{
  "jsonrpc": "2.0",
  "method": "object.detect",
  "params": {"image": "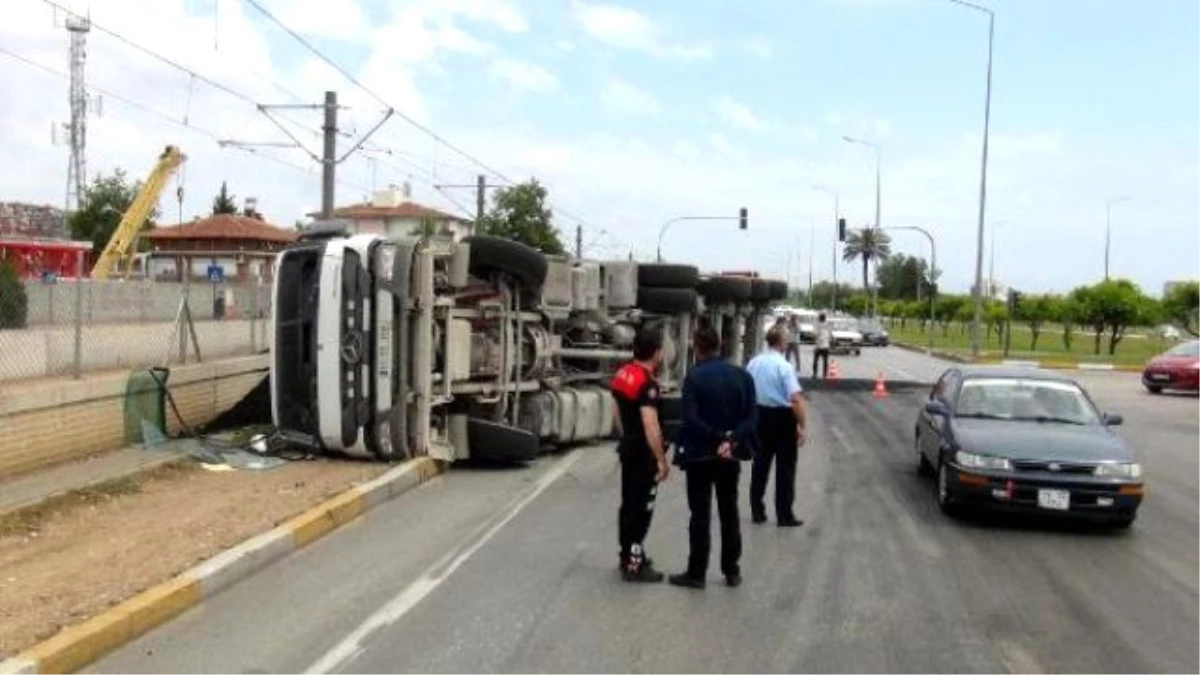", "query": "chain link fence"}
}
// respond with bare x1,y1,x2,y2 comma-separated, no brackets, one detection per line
0,257,271,383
